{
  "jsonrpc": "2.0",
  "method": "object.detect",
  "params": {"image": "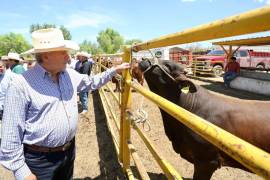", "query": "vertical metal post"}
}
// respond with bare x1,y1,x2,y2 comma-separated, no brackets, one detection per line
119,46,132,171
98,55,102,73
194,57,197,77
